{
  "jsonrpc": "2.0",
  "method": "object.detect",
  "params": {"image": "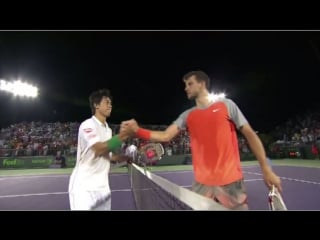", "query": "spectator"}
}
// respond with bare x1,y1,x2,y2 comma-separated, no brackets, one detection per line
54,151,66,168
311,142,319,159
